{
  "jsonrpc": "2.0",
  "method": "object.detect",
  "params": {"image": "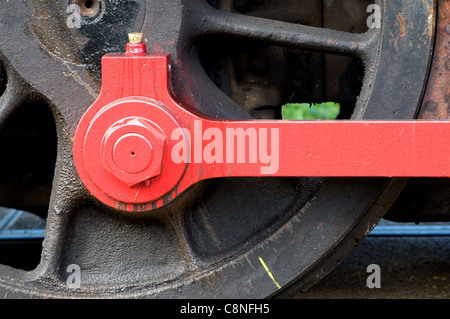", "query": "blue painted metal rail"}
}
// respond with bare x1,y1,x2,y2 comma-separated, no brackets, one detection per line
369,224,450,236
0,209,46,240
0,209,450,240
